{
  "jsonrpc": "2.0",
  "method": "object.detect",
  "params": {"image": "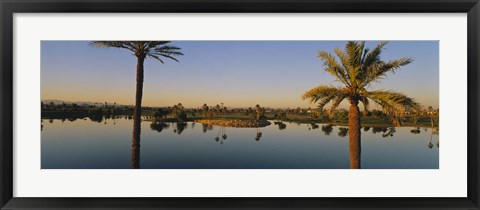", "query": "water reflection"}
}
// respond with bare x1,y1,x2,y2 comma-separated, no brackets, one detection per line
173,122,187,135
321,124,333,135
255,128,263,141
338,127,348,137
428,127,440,149
89,115,103,123
371,127,396,138
42,119,439,169
274,121,287,130
214,127,228,144
309,123,319,130
410,128,421,134
202,123,213,133
150,122,170,133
